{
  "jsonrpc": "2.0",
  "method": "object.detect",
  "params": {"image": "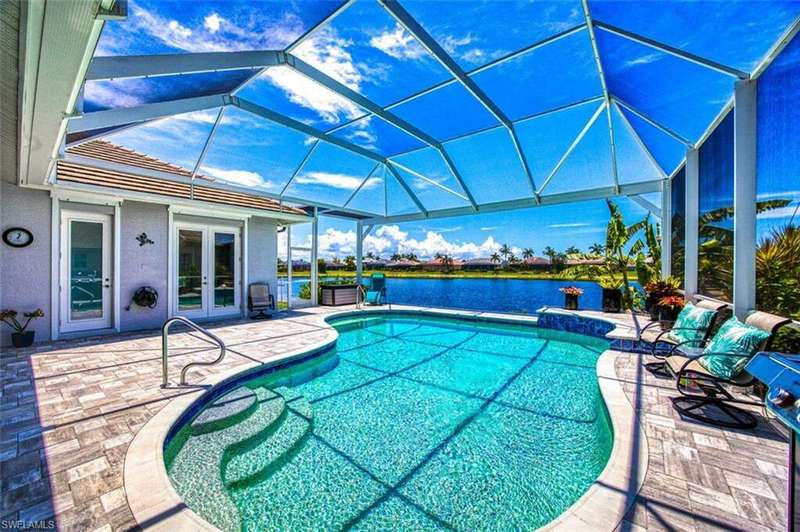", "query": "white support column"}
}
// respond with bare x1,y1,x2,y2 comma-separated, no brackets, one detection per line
356,220,364,286
286,225,293,310
733,80,757,318
684,148,699,298
310,208,319,306
661,179,672,279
